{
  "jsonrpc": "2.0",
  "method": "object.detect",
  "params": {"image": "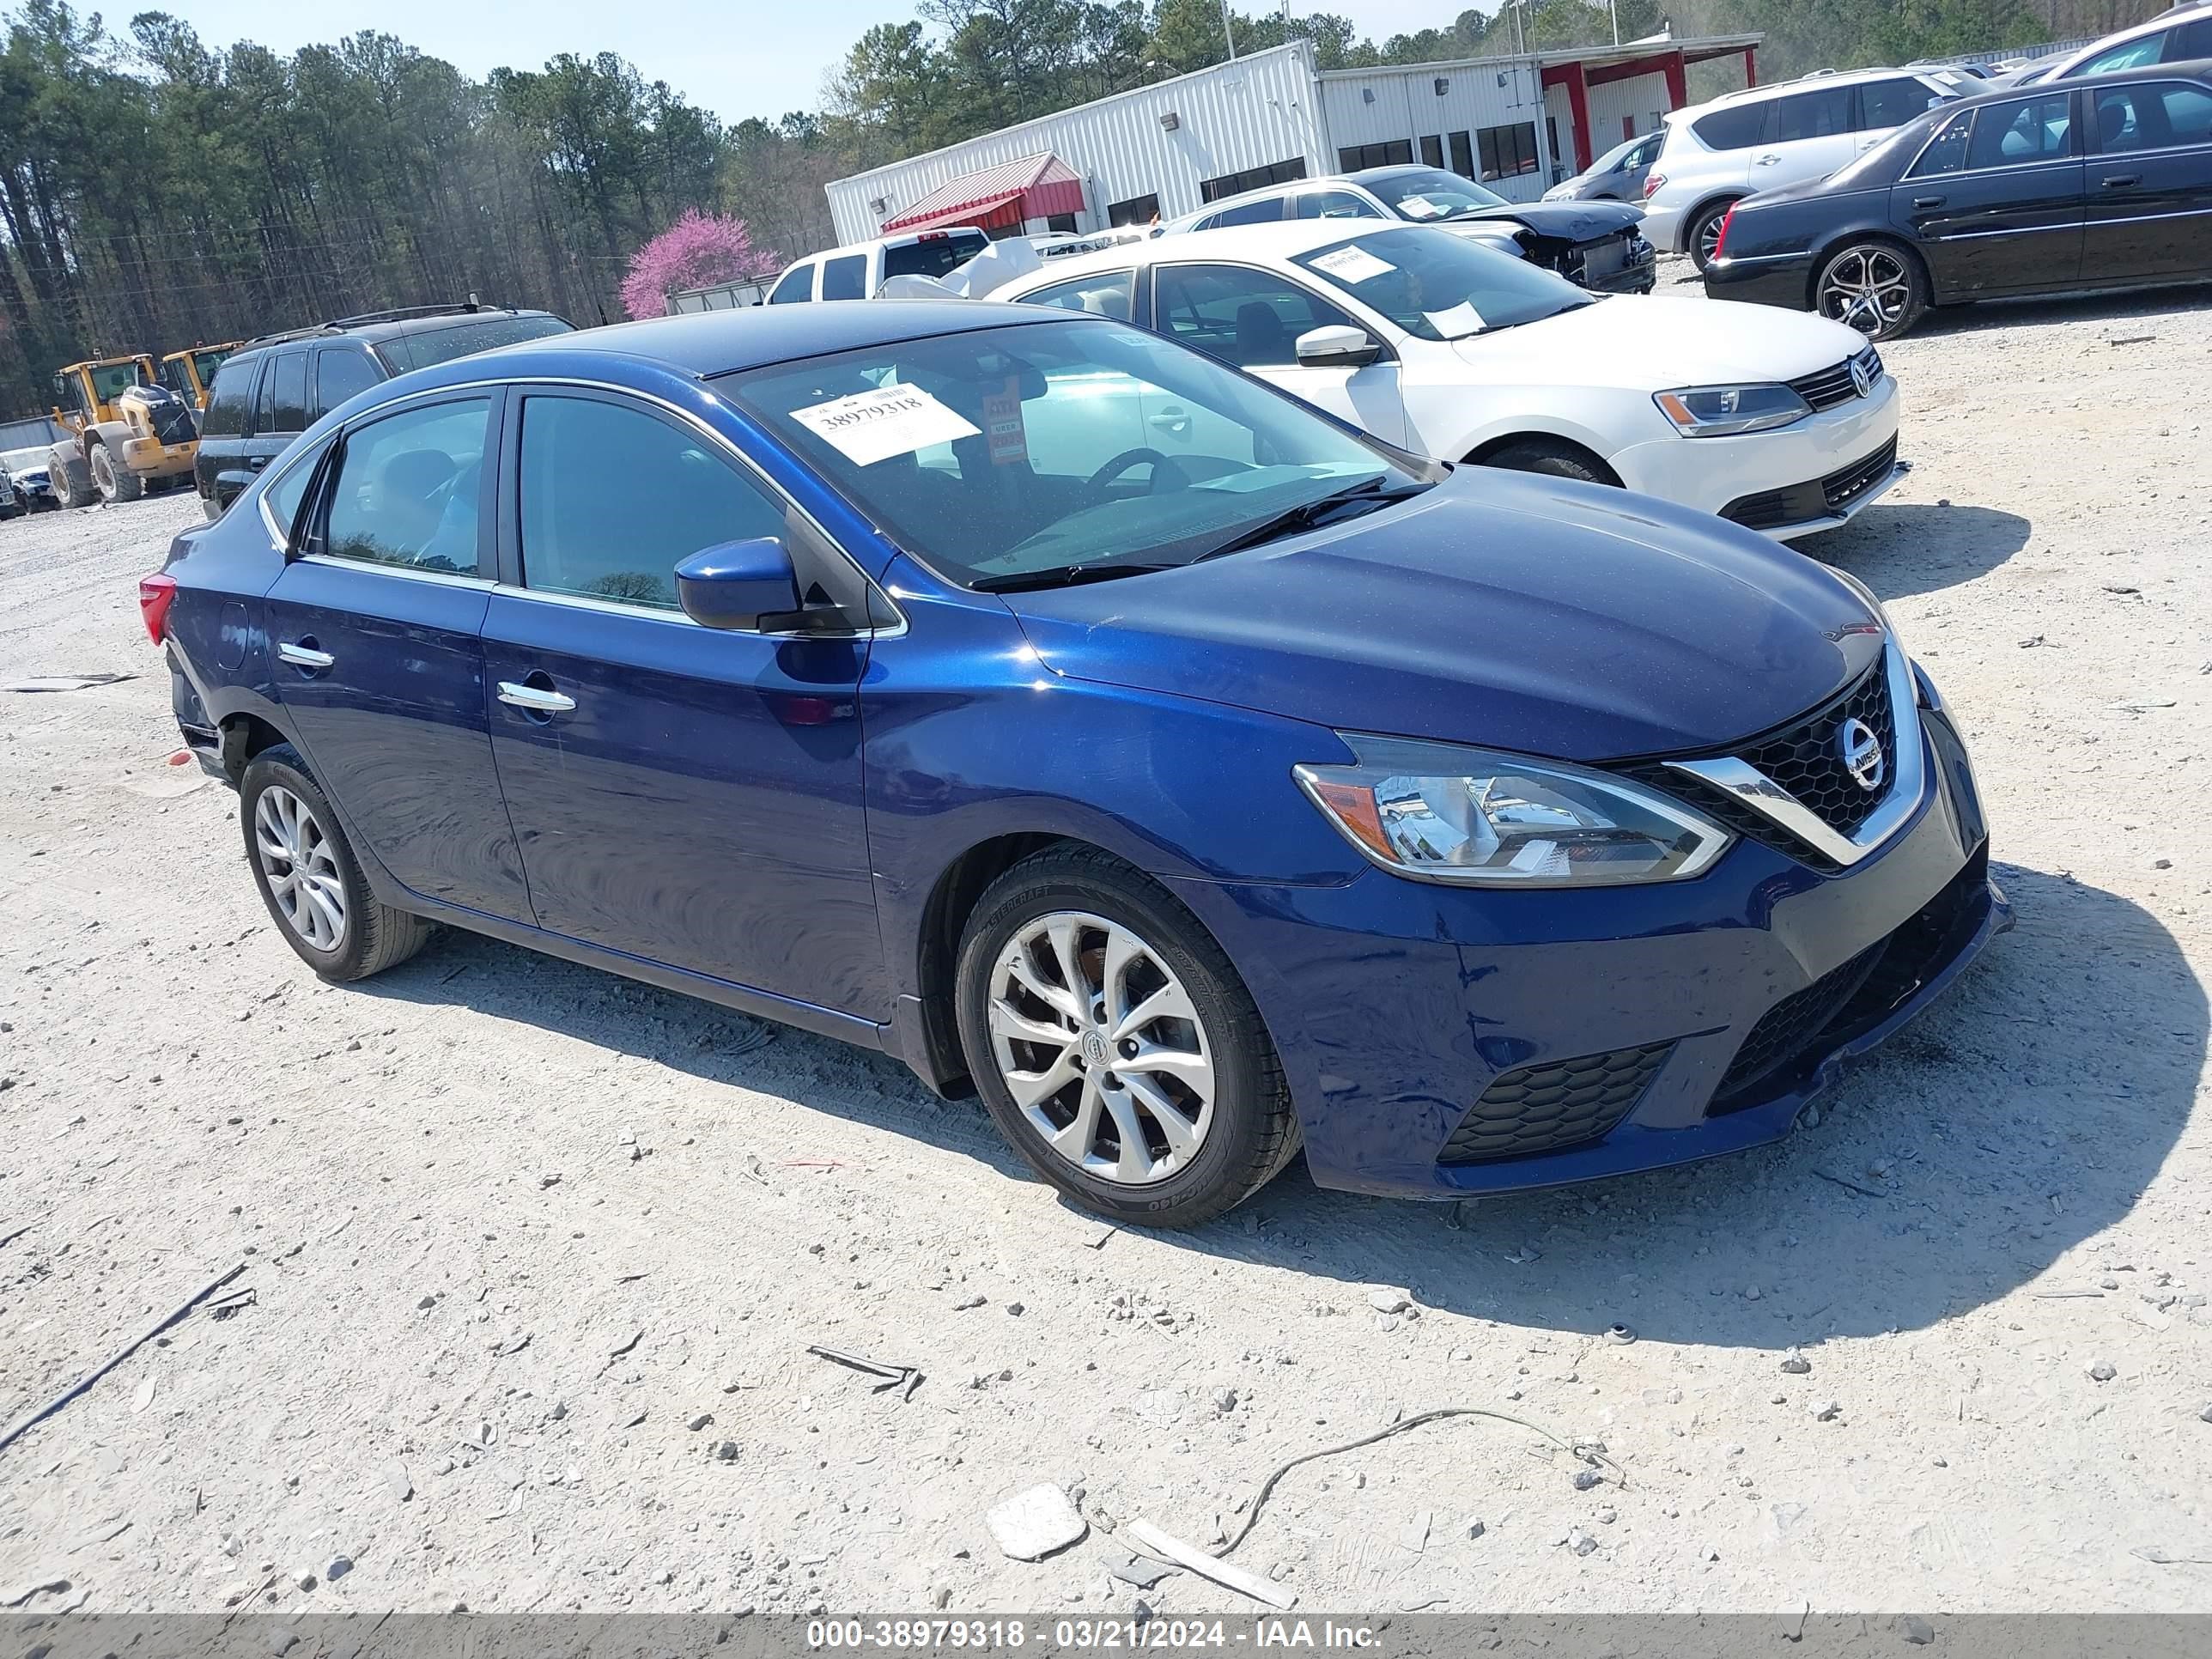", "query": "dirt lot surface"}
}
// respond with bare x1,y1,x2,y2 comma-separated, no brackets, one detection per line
3,283,2210,1620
